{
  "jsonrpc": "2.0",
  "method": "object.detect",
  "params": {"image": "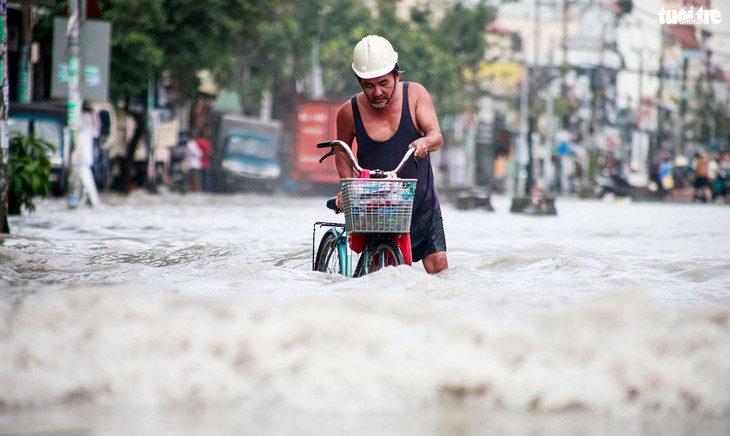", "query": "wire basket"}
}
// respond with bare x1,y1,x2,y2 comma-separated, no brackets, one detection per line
341,178,417,234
